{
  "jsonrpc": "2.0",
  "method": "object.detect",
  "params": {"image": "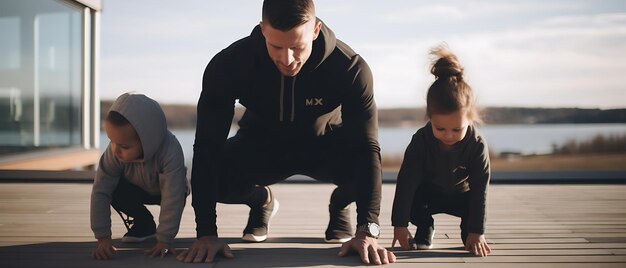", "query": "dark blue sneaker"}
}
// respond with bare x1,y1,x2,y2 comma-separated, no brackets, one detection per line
242,187,279,242
116,210,156,243
324,204,352,243
414,226,435,250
